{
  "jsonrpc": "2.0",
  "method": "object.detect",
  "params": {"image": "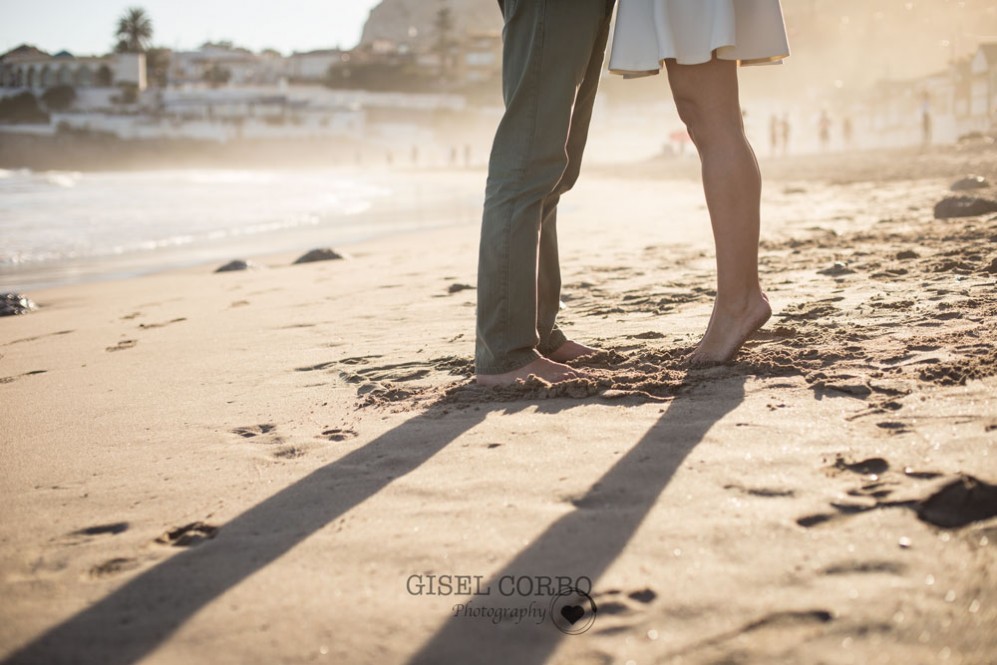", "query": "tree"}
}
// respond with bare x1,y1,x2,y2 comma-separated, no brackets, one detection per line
112,83,139,105
146,47,171,88
203,64,232,88
96,65,113,87
432,4,457,79
0,92,49,124
115,7,153,53
41,85,77,111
